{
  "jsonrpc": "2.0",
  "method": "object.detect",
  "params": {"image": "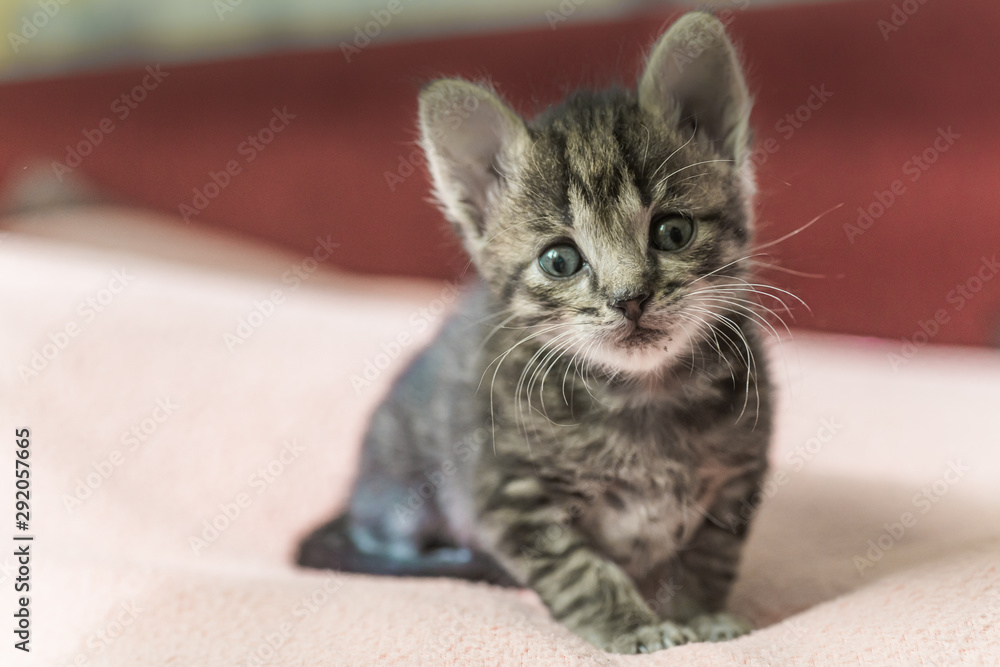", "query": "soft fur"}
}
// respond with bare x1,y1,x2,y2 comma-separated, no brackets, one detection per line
298,12,776,653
